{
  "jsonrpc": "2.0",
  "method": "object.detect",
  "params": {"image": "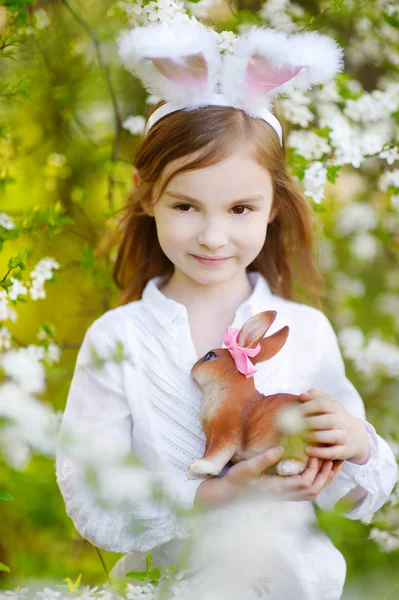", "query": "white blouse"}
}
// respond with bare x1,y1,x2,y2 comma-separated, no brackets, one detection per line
56,271,397,594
